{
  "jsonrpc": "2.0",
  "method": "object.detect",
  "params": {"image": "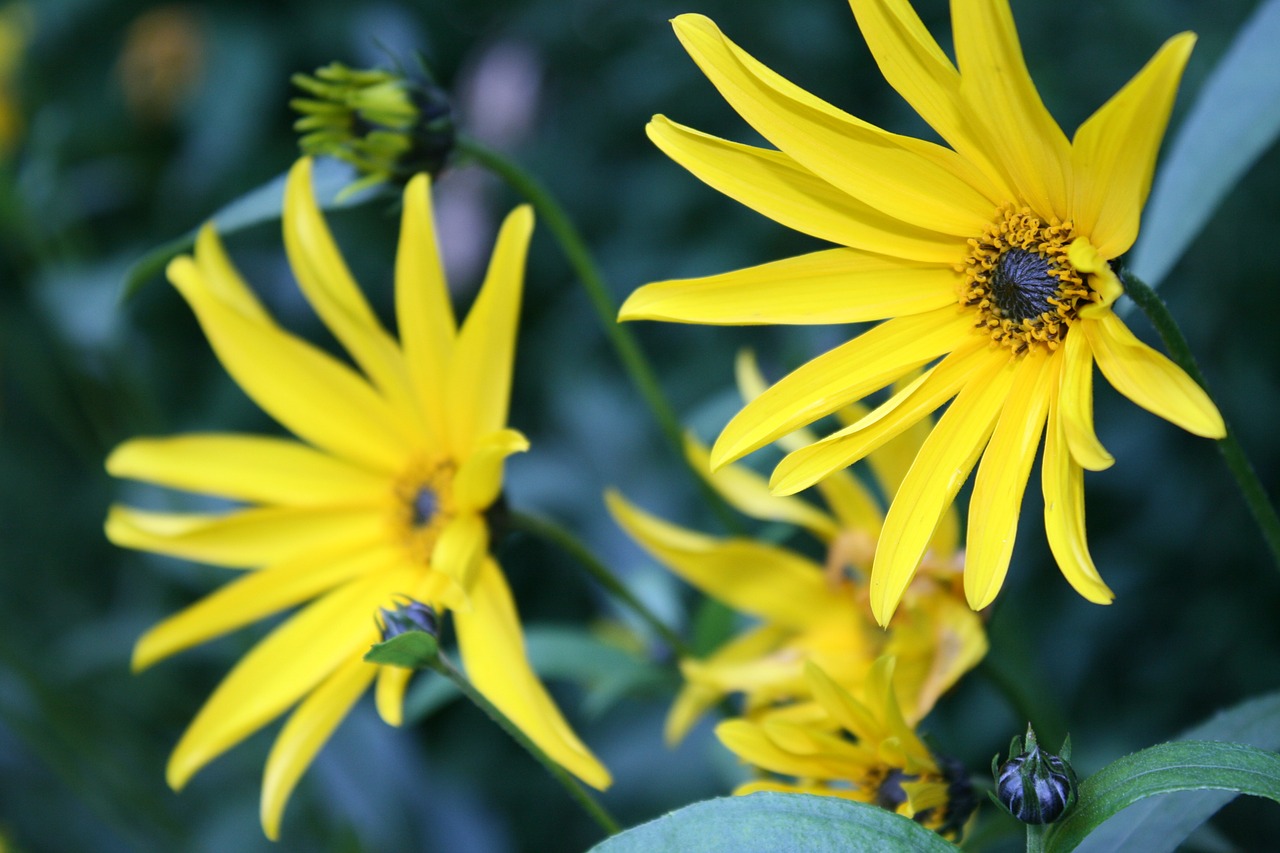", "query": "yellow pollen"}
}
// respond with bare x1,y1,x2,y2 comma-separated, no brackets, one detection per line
392,457,456,564
959,206,1099,355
